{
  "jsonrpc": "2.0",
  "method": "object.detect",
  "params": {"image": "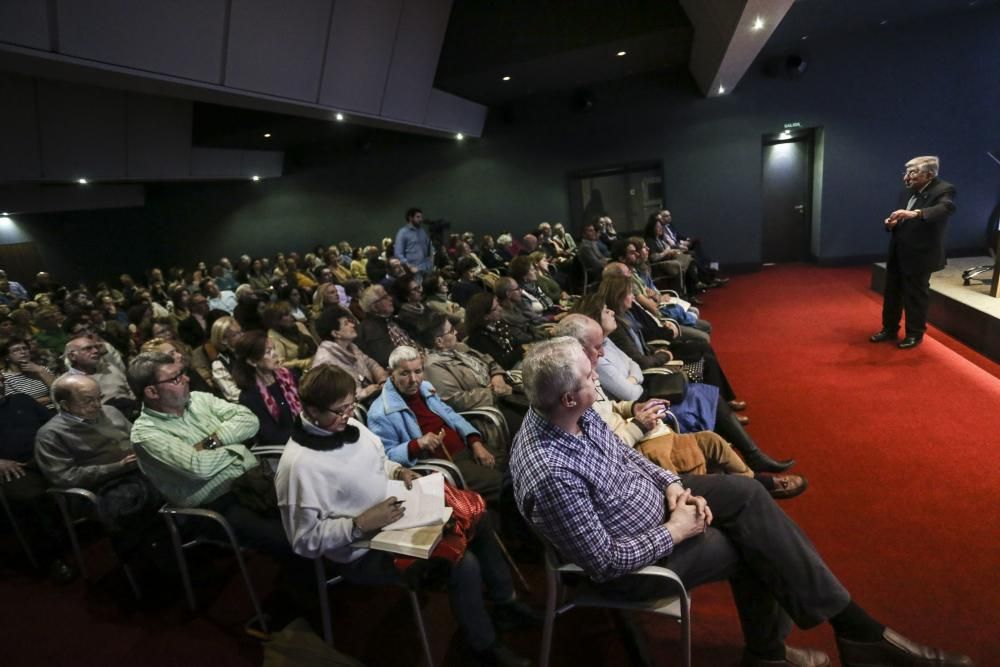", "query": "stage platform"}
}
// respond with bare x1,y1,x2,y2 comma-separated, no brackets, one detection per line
871,256,1000,362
